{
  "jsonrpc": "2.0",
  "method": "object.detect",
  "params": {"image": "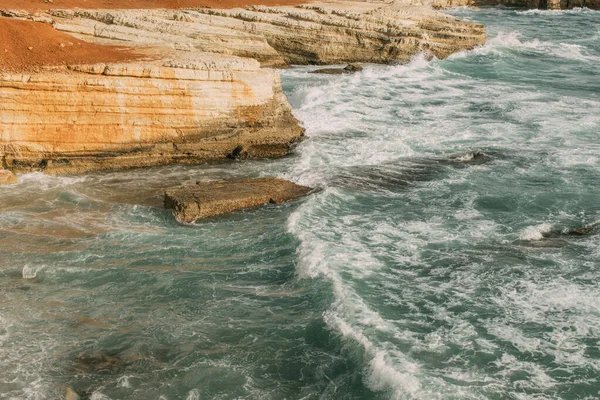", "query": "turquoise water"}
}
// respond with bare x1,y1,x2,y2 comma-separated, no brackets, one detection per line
1,7,600,399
